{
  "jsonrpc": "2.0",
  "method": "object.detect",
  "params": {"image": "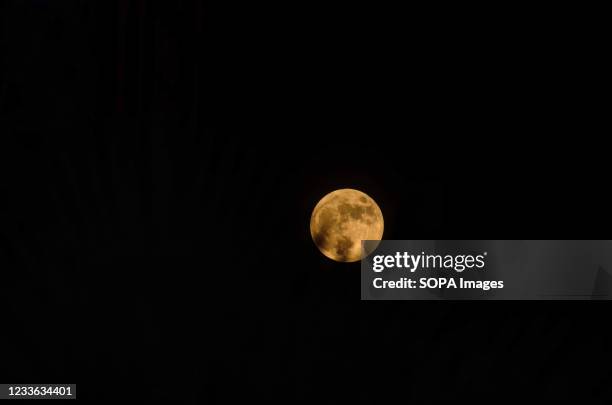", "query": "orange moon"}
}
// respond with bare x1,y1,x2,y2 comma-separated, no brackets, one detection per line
310,189,384,262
